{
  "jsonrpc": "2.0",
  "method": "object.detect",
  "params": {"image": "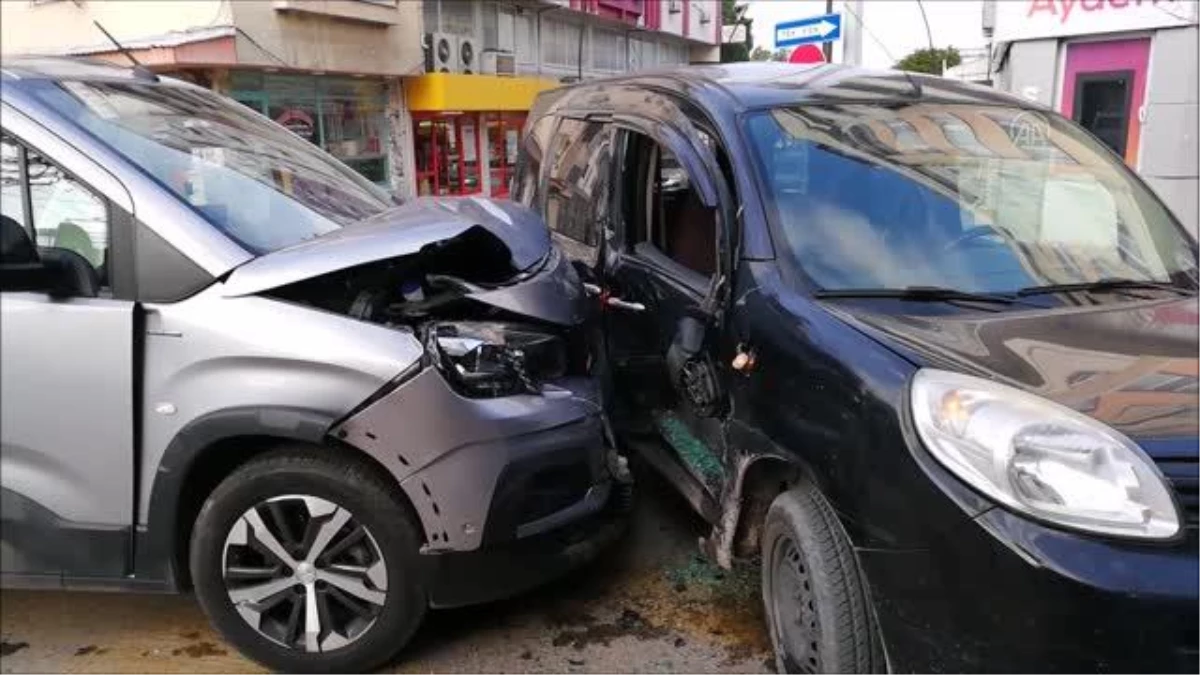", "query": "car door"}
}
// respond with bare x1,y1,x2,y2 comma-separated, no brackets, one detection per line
0,117,136,582
600,110,735,504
